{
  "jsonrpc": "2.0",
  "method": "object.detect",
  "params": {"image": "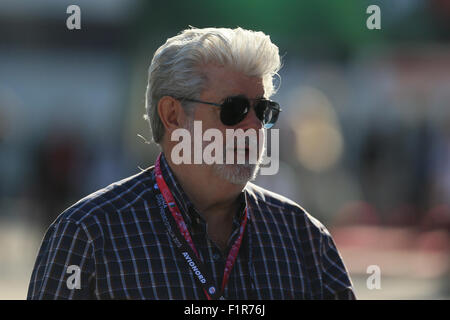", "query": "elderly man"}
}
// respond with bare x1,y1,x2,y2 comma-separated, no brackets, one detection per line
28,27,355,300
